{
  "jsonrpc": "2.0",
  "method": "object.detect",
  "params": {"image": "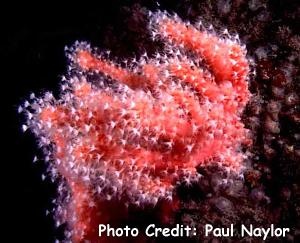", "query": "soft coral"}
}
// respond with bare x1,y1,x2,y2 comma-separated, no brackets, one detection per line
22,10,251,242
